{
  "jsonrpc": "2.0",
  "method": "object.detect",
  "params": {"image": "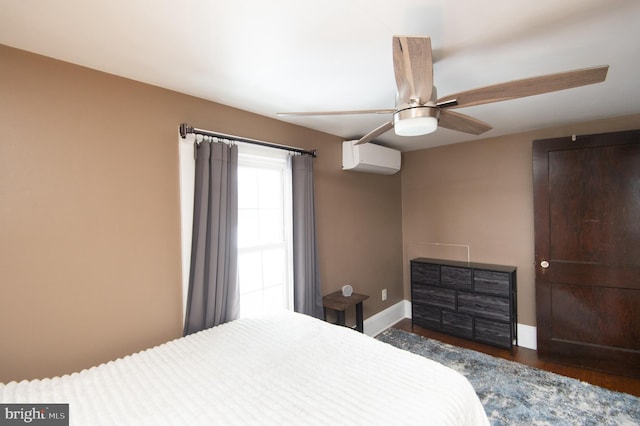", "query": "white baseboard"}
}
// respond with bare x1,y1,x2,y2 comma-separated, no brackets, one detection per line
517,323,537,350
363,300,411,337
365,300,538,351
